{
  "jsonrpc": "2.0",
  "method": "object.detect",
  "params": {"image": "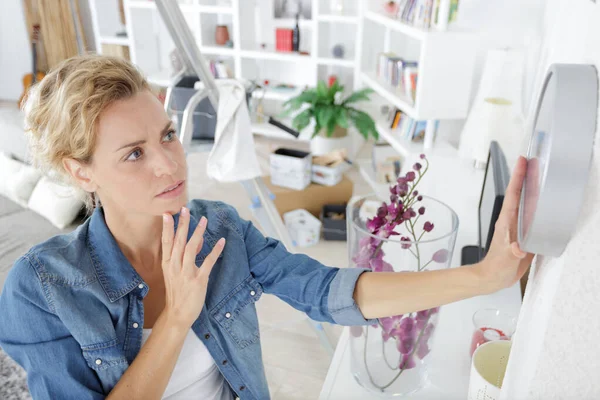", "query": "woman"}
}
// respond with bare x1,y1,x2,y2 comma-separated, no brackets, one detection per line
0,54,533,400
